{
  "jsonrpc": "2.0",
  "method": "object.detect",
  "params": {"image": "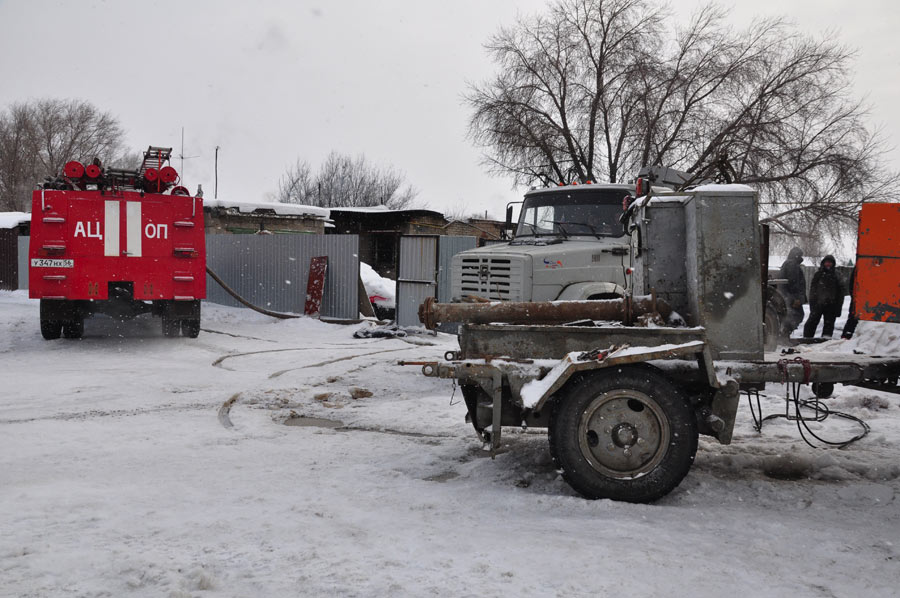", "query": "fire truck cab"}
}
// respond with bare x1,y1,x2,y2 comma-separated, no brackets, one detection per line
29,146,206,339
